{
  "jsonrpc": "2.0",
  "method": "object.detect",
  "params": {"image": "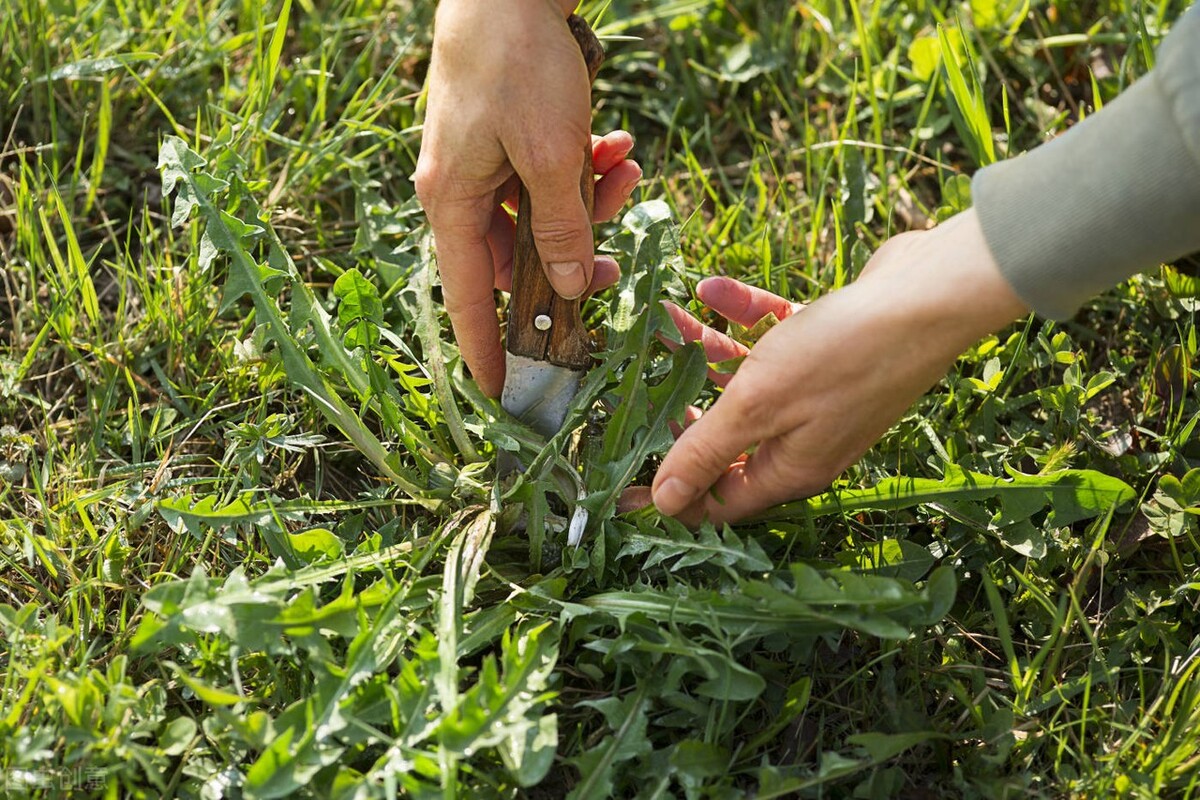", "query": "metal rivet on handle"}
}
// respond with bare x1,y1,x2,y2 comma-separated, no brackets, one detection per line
534,314,552,331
